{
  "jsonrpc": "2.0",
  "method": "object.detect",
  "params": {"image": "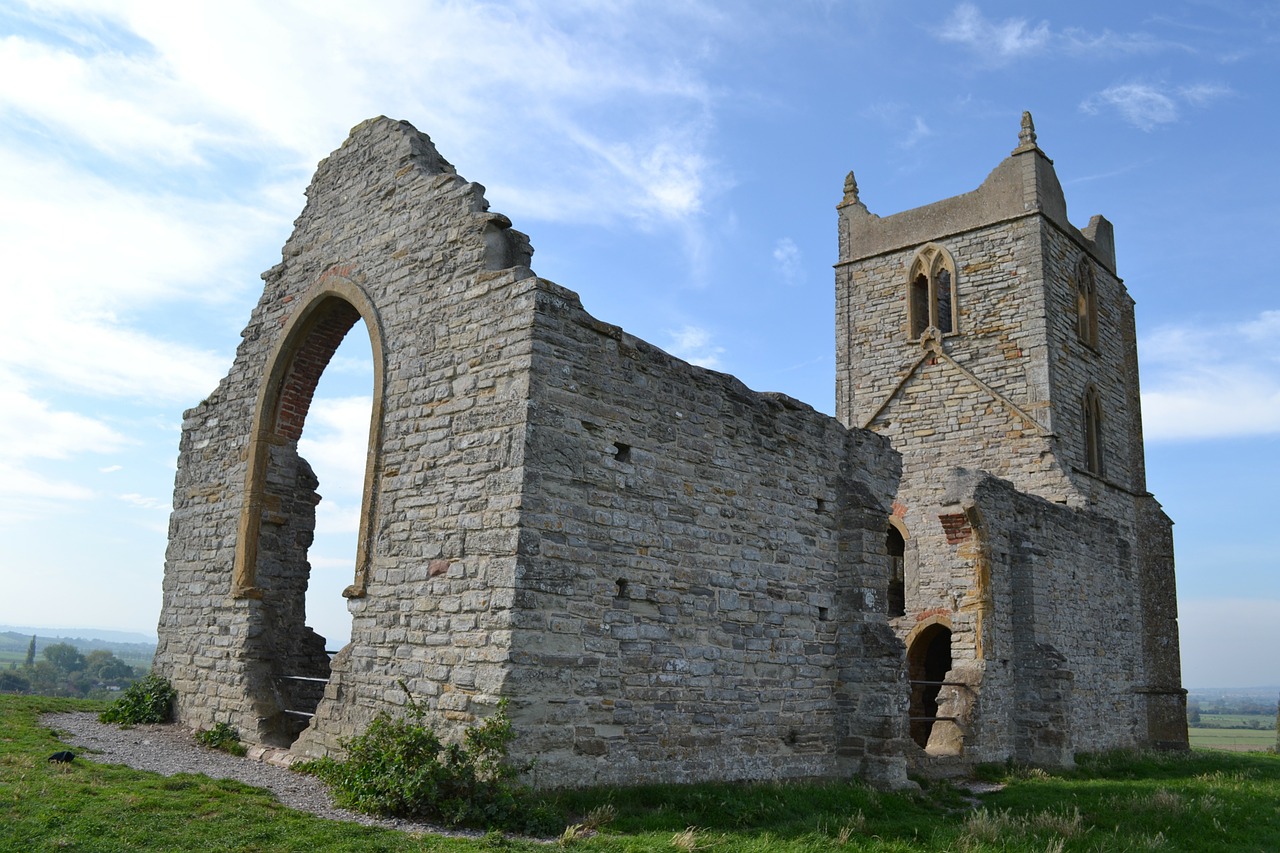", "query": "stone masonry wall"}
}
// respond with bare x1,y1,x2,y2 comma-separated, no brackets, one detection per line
503,280,909,787
968,474,1145,762
157,117,916,787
